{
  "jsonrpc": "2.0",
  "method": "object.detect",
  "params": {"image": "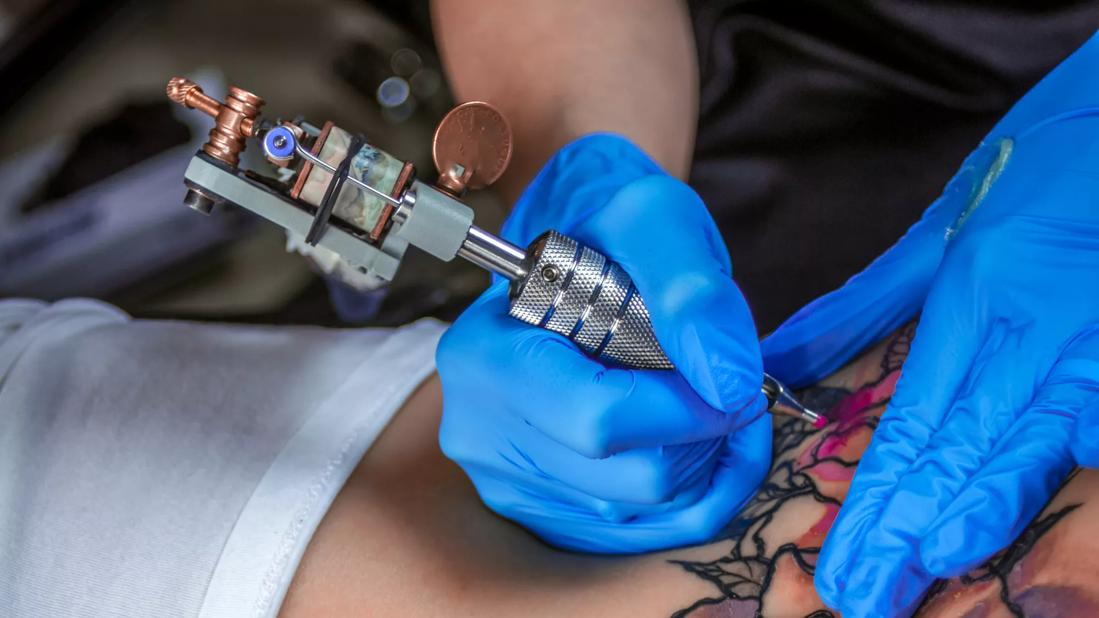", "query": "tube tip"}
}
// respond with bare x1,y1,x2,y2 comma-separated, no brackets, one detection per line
762,373,827,428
